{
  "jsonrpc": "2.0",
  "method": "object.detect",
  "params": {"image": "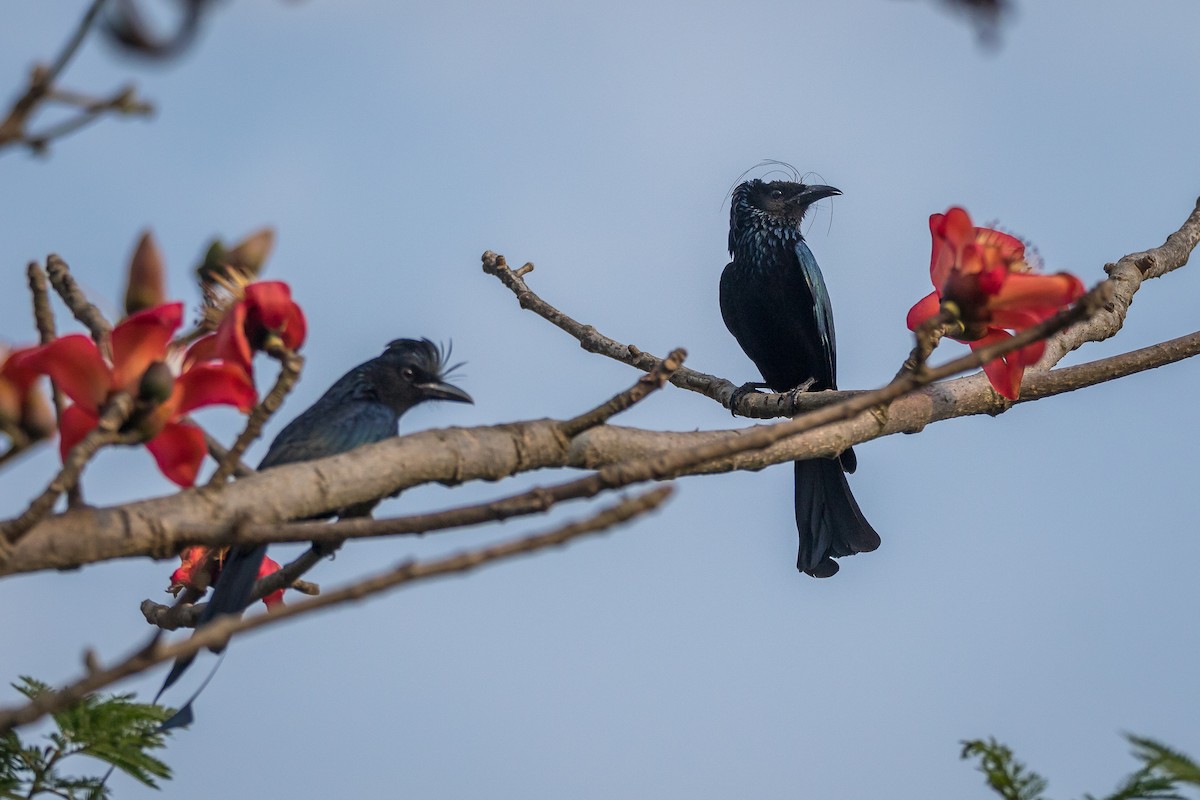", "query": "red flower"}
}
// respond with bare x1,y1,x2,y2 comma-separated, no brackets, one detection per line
169,546,284,608
16,303,257,486
1,344,55,442
188,281,306,375
906,207,1085,400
